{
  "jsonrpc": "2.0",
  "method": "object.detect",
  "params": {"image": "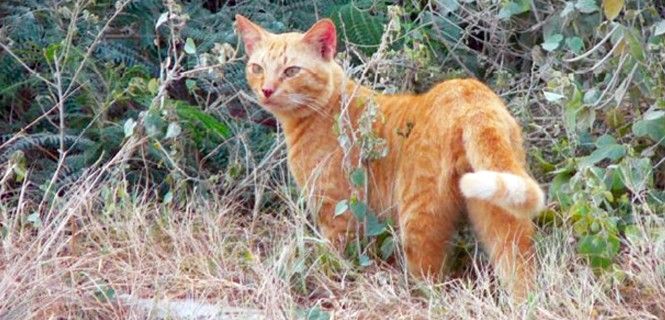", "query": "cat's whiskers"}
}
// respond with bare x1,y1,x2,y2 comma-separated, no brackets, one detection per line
286,94,328,117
